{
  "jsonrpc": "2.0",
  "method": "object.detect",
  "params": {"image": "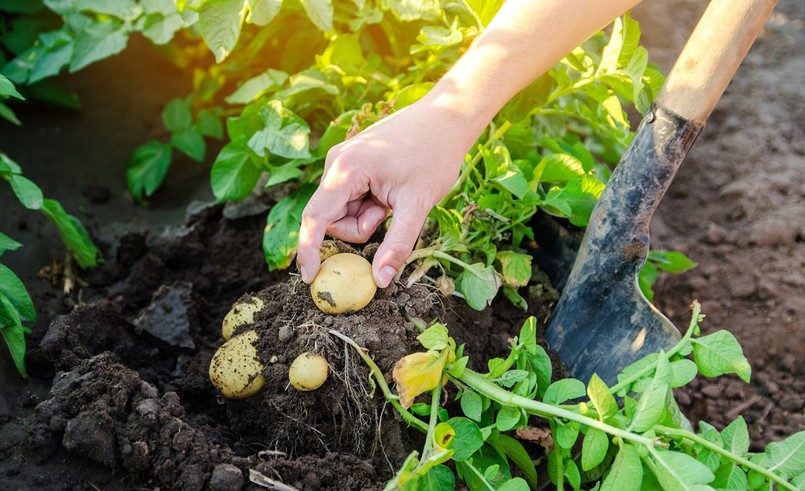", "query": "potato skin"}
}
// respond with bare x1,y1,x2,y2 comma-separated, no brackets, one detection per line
209,330,265,399
289,352,329,391
310,253,377,314
222,297,264,340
